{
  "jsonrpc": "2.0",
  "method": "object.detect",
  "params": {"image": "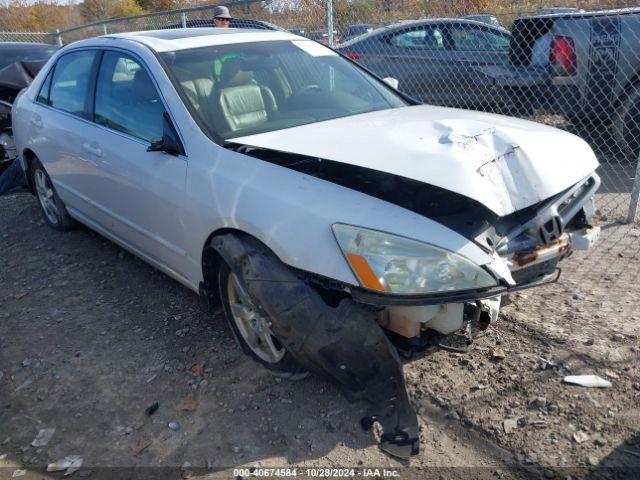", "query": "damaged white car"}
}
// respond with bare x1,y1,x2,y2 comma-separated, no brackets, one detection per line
11,28,600,458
